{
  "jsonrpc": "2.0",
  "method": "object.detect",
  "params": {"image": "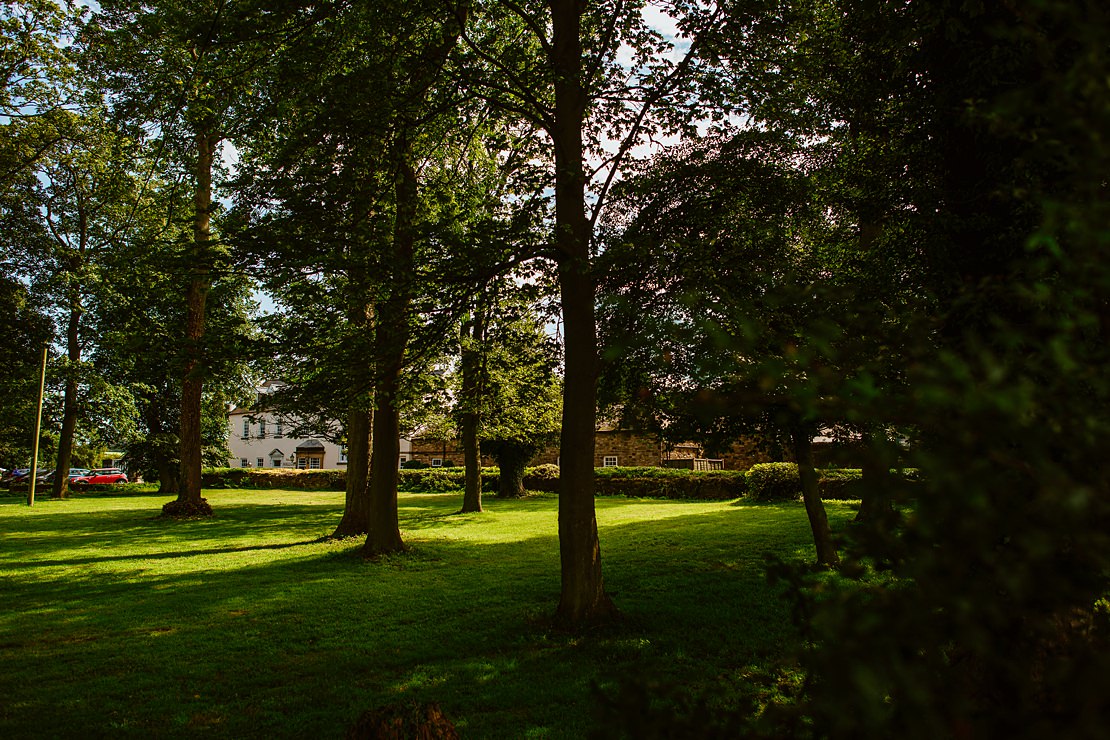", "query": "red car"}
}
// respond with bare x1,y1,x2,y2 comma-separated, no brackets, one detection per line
72,468,129,487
